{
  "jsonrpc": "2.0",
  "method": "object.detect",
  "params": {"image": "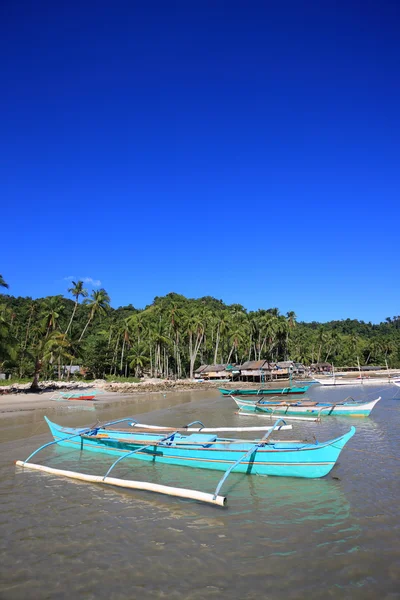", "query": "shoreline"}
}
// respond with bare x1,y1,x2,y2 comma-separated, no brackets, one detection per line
0,378,296,418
